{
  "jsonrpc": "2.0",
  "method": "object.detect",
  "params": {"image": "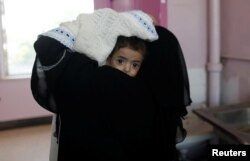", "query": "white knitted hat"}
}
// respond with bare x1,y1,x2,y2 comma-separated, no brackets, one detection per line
42,8,158,65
